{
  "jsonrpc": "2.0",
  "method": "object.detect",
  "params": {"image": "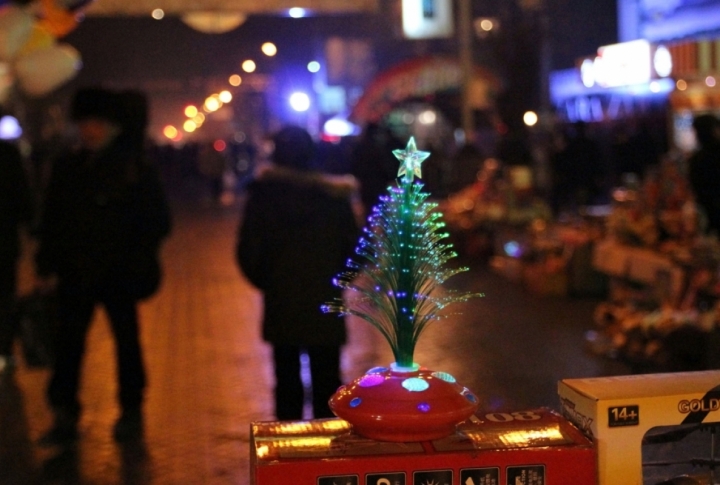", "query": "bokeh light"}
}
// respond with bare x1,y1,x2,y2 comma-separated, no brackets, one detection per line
228,74,242,86
184,105,198,118
204,96,221,112
523,111,538,127
288,7,306,18
418,110,436,125
213,139,227,152
218,90,233,103
261,42,277,57
0,115,22,140
183,120,197,133
307,61,320,73
151,9,164,19
242,60,256,73
676,79,688,91
289,92,310,112
163,125,178,139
